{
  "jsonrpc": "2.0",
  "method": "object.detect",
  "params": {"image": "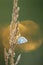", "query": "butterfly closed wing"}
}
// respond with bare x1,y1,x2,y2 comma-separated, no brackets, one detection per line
17,36,28,44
